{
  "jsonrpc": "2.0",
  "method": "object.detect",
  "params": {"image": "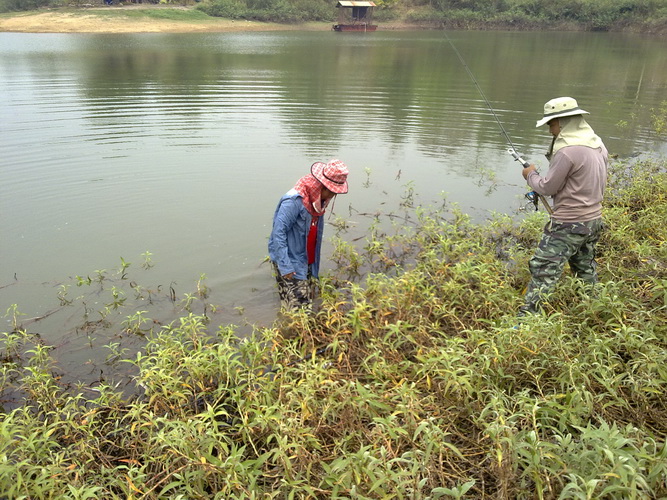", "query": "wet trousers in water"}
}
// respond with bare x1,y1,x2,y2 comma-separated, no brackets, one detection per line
272,262,314,311
520,218,604,315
